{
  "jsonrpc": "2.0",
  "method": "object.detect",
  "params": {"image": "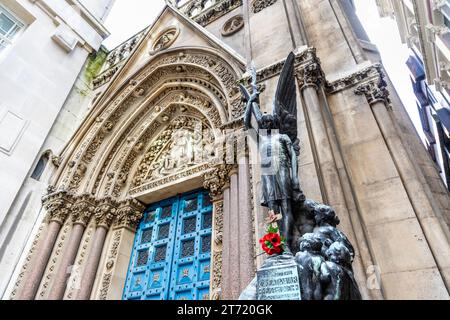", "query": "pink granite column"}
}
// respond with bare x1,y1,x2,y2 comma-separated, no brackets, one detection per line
76,226,108,300
48,223,85,300
19,221,62,300
228,170,240,299
221,187,231,299
238,156,255,291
